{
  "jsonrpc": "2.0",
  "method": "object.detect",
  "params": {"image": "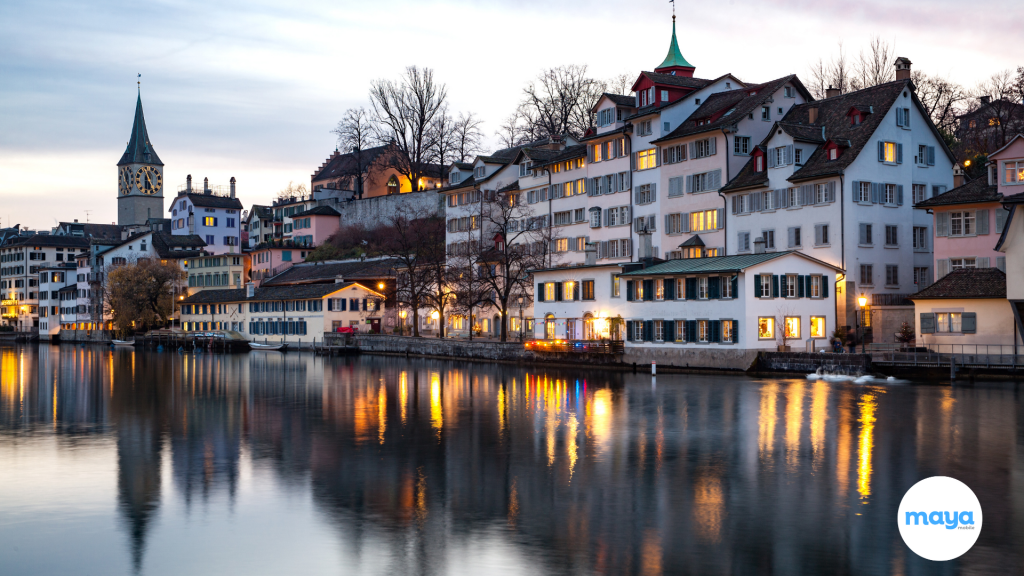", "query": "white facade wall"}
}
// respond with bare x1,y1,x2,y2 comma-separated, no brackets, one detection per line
170,196,242,254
